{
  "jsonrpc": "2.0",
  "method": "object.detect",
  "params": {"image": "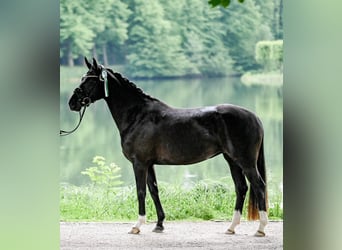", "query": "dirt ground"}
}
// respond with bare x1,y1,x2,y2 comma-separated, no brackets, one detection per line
60,221,283,249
